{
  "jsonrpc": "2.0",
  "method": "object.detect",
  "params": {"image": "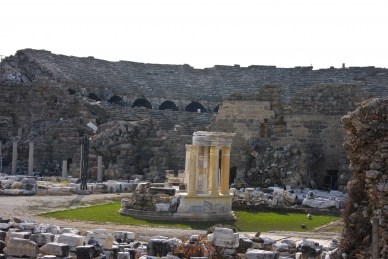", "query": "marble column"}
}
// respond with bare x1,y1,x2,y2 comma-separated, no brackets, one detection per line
187,145,198,196
220,146,231,195
79,144,83,177
62,160,67,178
97,156,102,182
209,146,220,196
11,138,18,175
28,141,34,176
184,145,191,184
